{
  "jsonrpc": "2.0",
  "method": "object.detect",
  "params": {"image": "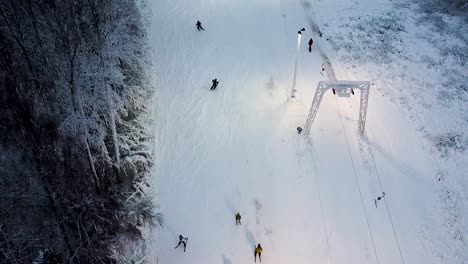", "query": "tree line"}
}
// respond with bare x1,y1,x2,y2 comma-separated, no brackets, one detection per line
0,0,160,262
